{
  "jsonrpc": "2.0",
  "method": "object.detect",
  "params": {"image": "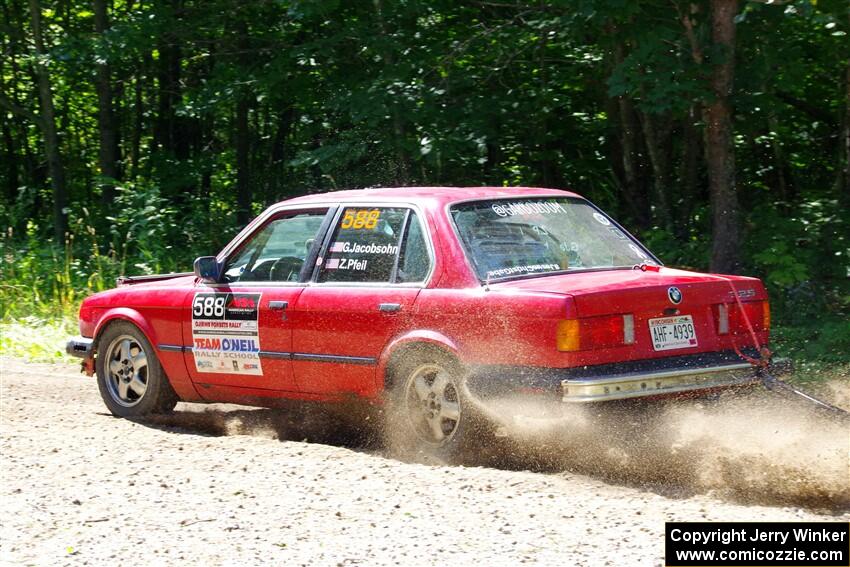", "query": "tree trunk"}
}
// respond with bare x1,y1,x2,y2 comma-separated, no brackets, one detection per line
610,37,651,229
2,117,18,203
676,105,703,237
268,106,294,201
639,110,674,231
28,0,68,242
93,0,120,207
373,0,410,184
129,61,144,179
766,113,794,205
154,2,180,157
702,0,740,273
234,17,252,226
837,54,850,203
235,97,251,227
617,95,651,229
0,6,19,204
